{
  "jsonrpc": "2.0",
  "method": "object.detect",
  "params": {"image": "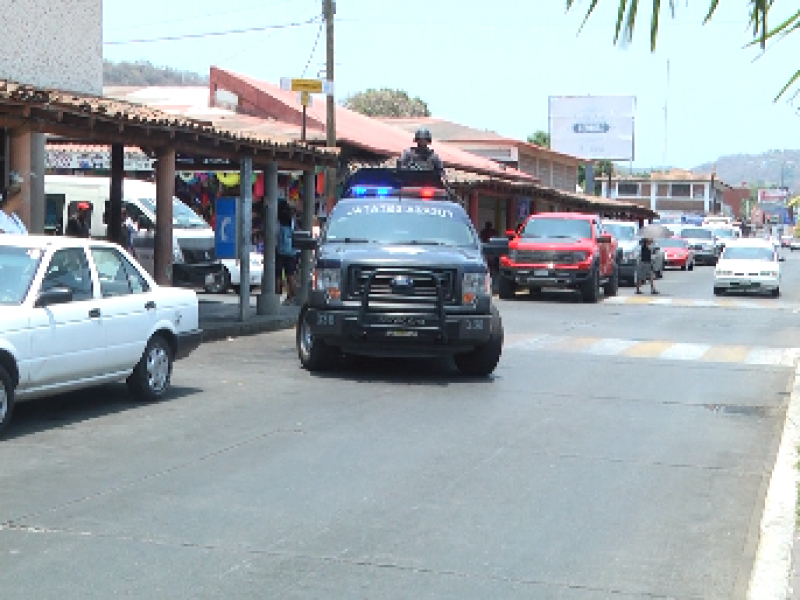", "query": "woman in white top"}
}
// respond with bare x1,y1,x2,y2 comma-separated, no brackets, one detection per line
0,171,28,235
